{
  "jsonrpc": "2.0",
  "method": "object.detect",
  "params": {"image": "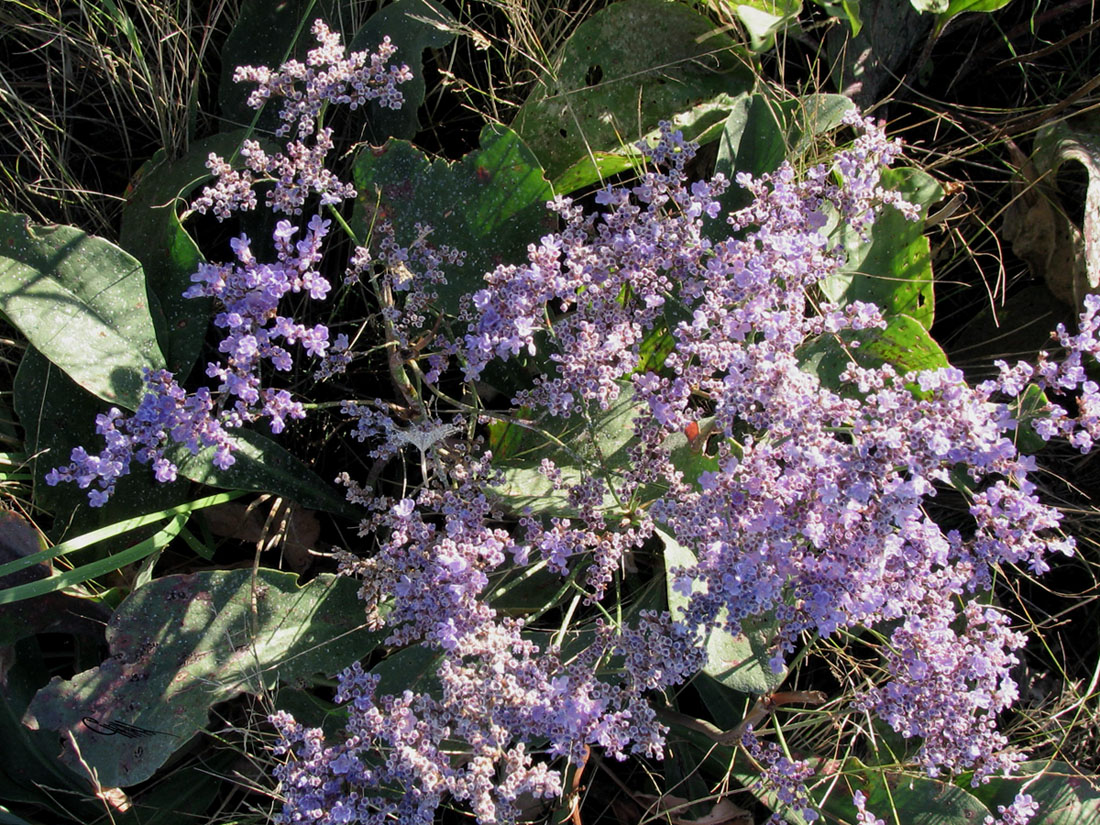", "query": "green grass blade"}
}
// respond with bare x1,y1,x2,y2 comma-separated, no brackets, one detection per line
0,514,187,605
0,490,245,583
